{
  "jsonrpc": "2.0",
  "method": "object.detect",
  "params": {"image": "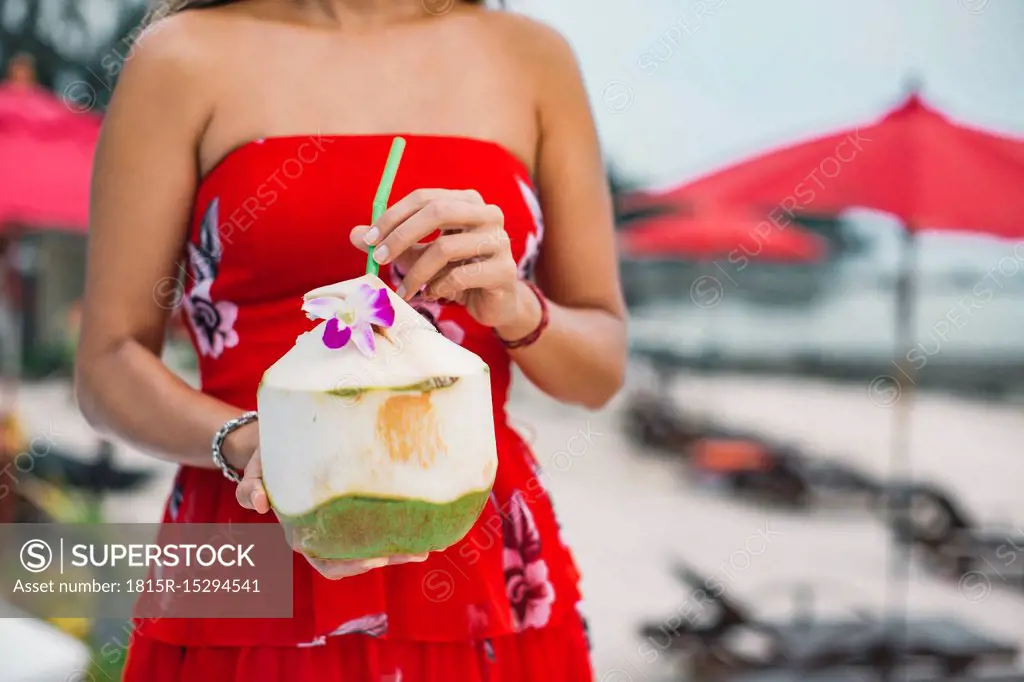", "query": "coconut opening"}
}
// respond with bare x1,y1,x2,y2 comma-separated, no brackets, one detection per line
262,275,488,393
